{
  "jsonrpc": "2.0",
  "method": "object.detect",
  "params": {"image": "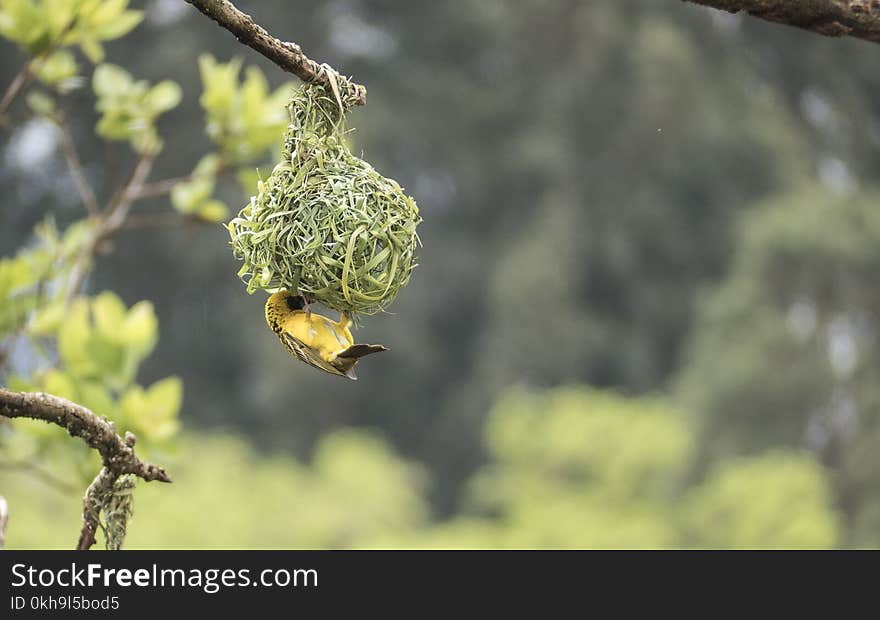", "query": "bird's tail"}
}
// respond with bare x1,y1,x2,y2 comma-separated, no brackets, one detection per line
337,344,389,359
